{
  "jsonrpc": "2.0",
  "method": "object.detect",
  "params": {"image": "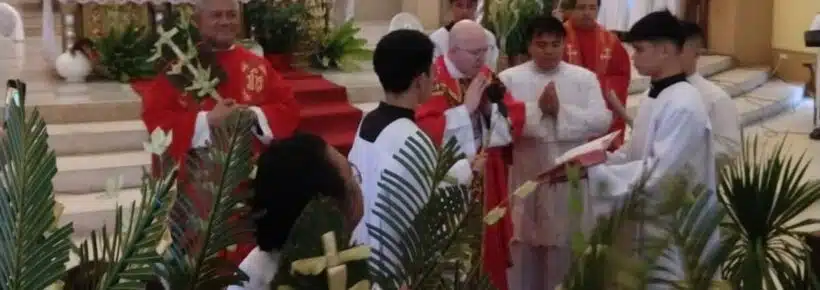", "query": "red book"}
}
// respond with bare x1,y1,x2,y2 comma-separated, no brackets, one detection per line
537,131,622,183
